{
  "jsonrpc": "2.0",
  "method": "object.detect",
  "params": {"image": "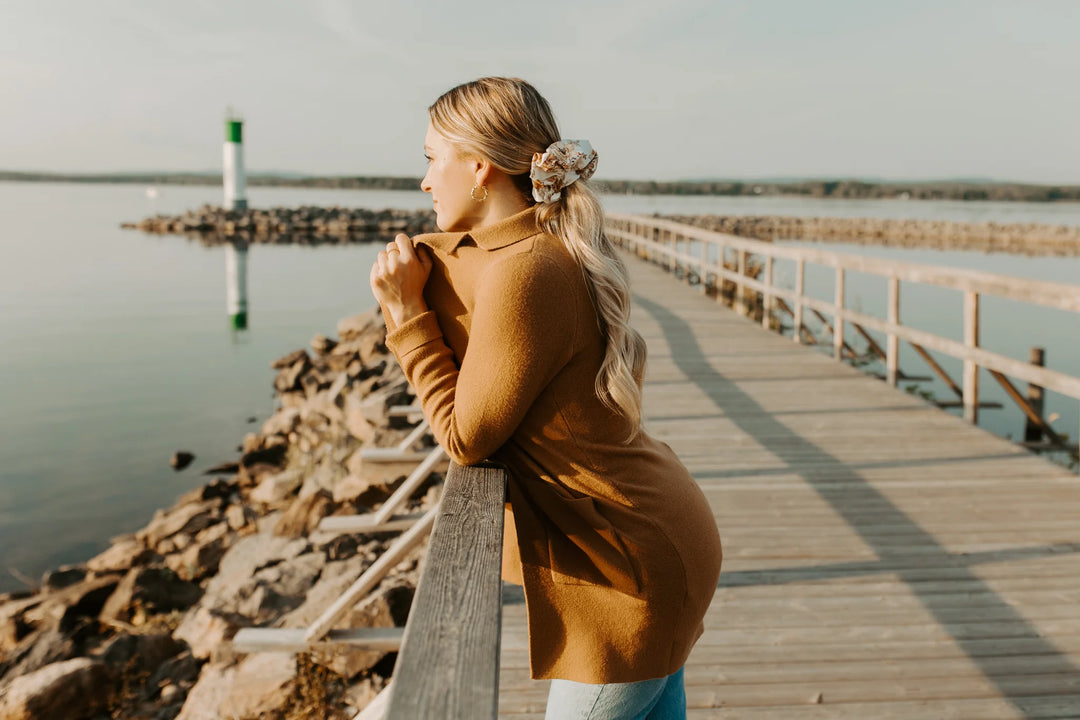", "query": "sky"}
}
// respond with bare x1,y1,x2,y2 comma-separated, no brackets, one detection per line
1,0,1078,183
